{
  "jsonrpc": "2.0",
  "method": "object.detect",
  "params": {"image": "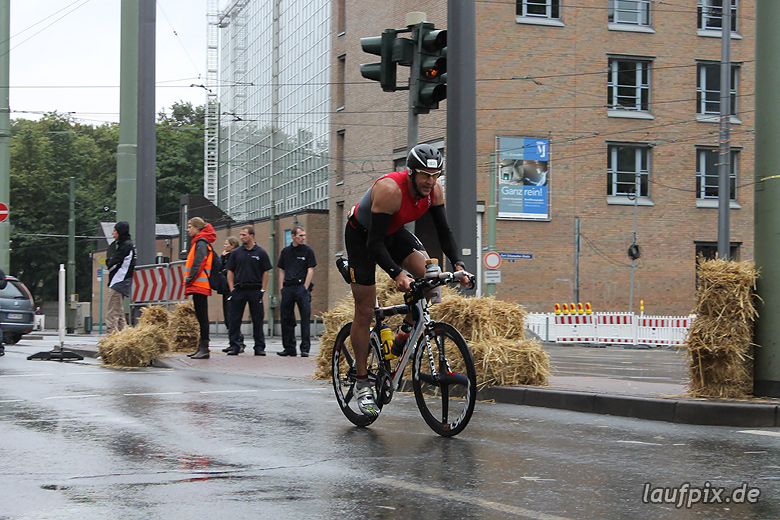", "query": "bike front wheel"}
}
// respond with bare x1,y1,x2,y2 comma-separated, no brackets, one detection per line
412,322,477,437
332,322,383,427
